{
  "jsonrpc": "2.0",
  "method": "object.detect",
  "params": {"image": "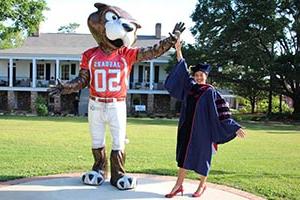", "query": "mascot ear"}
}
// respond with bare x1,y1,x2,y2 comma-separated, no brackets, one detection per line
94,3,108,11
